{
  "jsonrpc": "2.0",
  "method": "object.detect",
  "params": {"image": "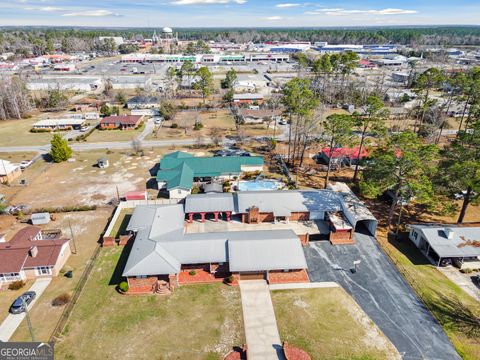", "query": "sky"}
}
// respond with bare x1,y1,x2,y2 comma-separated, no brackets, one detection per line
0,0,479,28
